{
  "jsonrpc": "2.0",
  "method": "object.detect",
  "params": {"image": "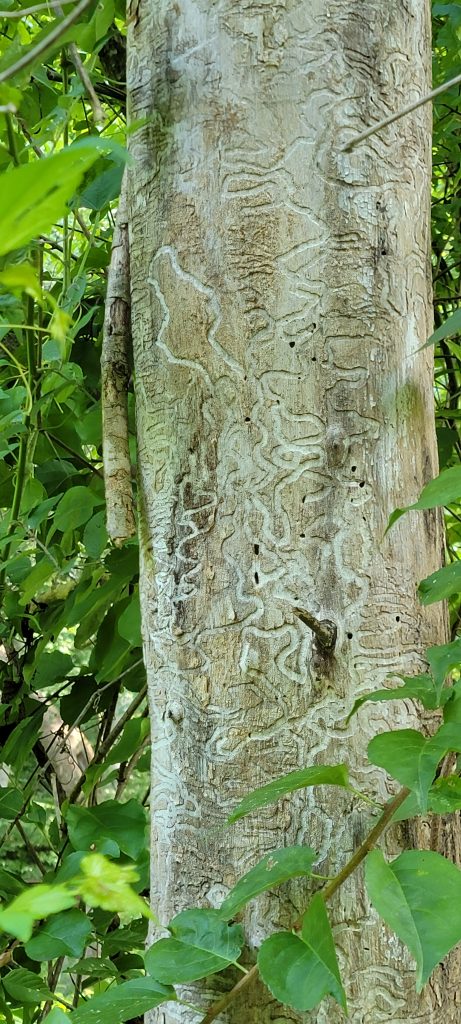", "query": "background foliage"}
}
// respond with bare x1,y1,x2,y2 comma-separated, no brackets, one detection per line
0,1,459,1022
